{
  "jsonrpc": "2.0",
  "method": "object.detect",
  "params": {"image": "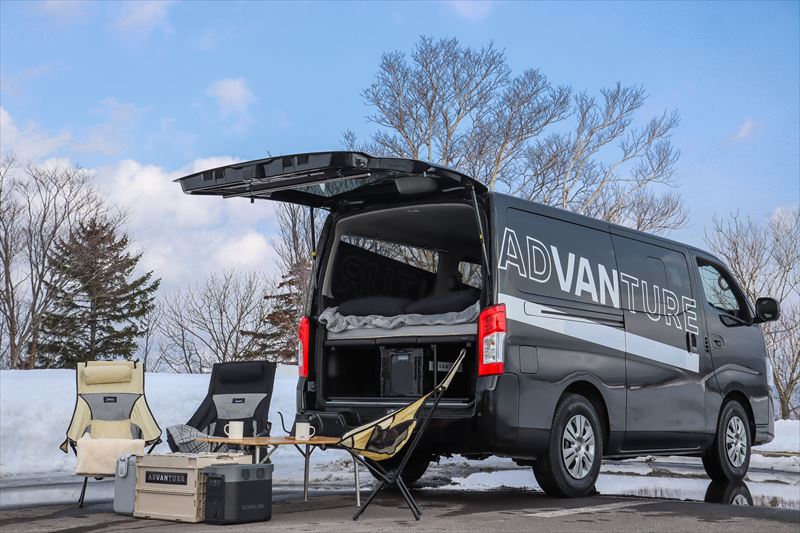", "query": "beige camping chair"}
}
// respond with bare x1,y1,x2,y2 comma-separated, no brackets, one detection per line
60,361,161,506
338,348,466,521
